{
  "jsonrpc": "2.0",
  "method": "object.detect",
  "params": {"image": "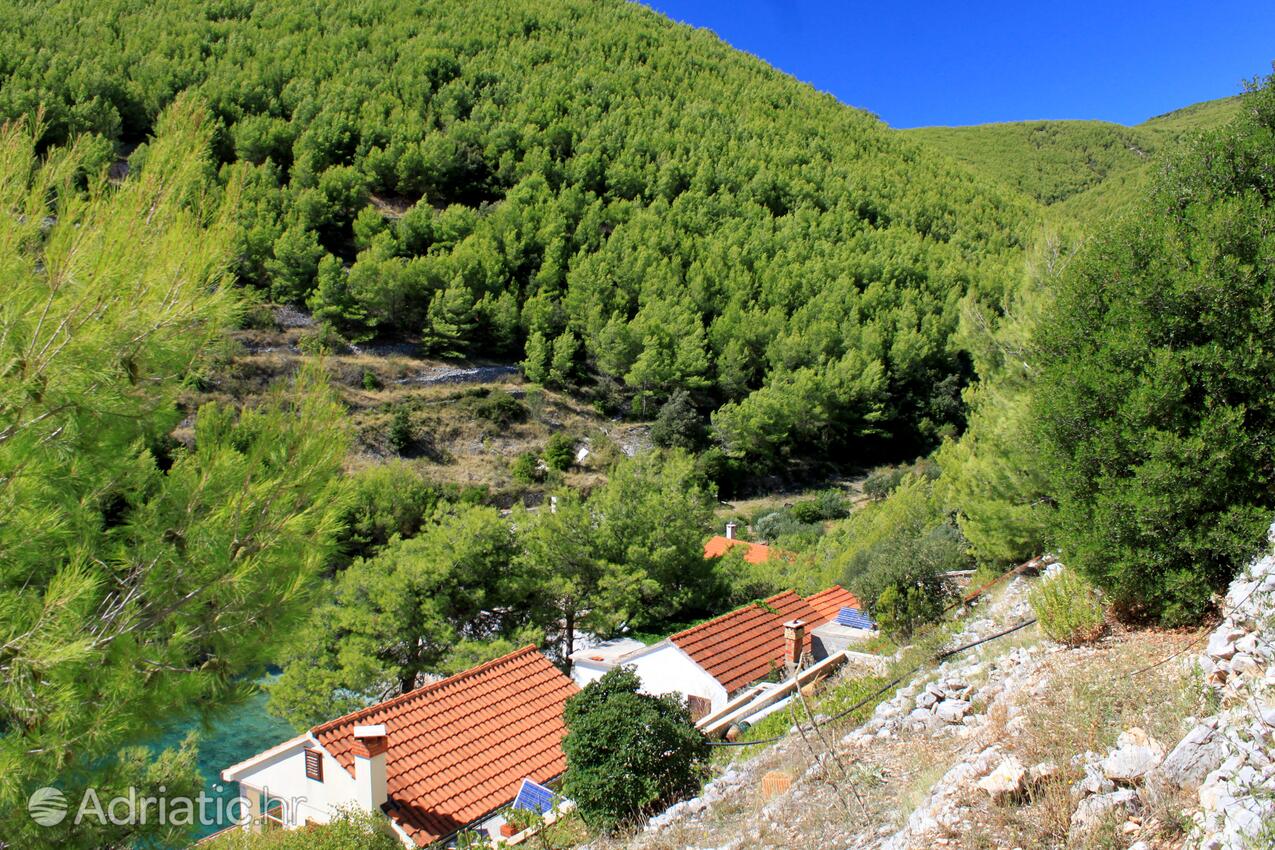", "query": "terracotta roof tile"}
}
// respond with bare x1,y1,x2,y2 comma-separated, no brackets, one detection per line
805,585,862,622
667,591,814,694
703,535,783,564
311,646,578,847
